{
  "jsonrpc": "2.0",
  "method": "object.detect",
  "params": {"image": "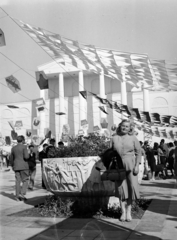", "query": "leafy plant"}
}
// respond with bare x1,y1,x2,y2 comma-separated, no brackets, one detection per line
47,133,110,158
